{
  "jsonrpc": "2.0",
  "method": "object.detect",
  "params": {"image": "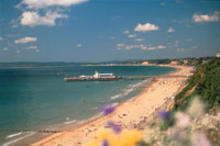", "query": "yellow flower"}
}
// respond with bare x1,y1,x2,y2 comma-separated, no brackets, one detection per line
85,128,142,146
